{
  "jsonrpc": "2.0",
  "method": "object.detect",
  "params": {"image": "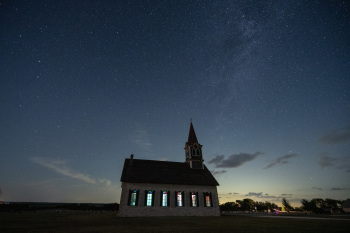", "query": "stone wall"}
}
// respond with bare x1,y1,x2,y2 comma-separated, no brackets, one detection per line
118,182,220,217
